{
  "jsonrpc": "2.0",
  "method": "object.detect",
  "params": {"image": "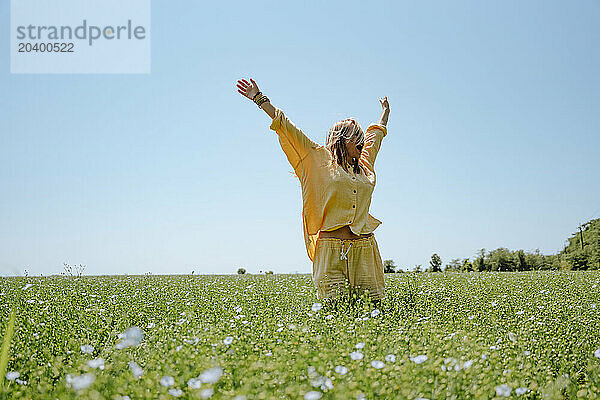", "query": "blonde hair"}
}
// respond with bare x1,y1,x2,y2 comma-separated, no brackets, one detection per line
325,118,365,174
